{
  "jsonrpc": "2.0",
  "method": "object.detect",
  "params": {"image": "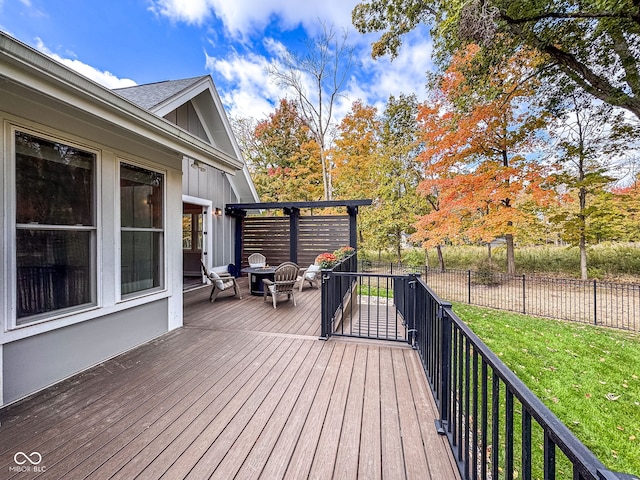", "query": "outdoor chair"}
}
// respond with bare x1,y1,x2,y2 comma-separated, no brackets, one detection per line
297,264,322,291
201,261,242,303
248,253,266,268
263,262,300,308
